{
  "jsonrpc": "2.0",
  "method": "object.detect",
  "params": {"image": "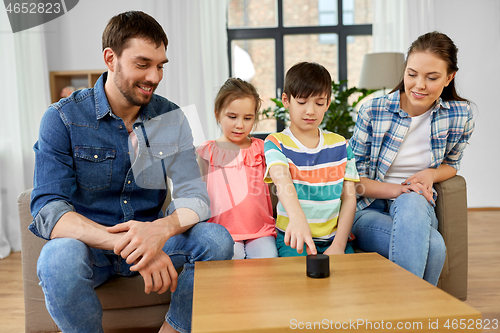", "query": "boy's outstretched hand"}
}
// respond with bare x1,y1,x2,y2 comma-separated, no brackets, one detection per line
269,164,318,255
285,218,317,255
